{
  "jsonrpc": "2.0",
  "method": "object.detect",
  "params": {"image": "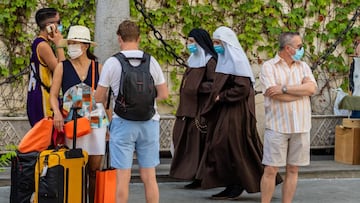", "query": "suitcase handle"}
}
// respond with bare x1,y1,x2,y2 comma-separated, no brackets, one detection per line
65,106,85,159
71,106,82,149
